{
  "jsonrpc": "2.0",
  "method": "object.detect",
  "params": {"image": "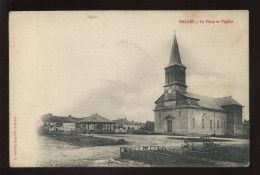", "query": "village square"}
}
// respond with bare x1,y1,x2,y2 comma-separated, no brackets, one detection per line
37,32,249,167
